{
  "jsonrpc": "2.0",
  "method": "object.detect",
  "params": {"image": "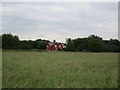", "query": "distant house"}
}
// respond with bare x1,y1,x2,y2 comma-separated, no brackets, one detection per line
46,40,63,51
